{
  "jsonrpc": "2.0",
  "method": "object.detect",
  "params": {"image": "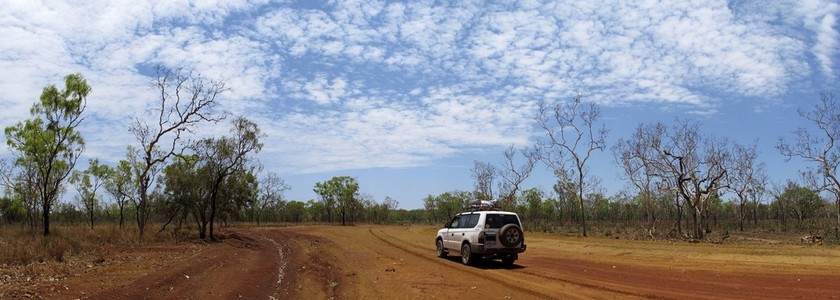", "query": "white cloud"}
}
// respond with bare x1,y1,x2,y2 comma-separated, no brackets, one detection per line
797,0,840,79
0,0,835,176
